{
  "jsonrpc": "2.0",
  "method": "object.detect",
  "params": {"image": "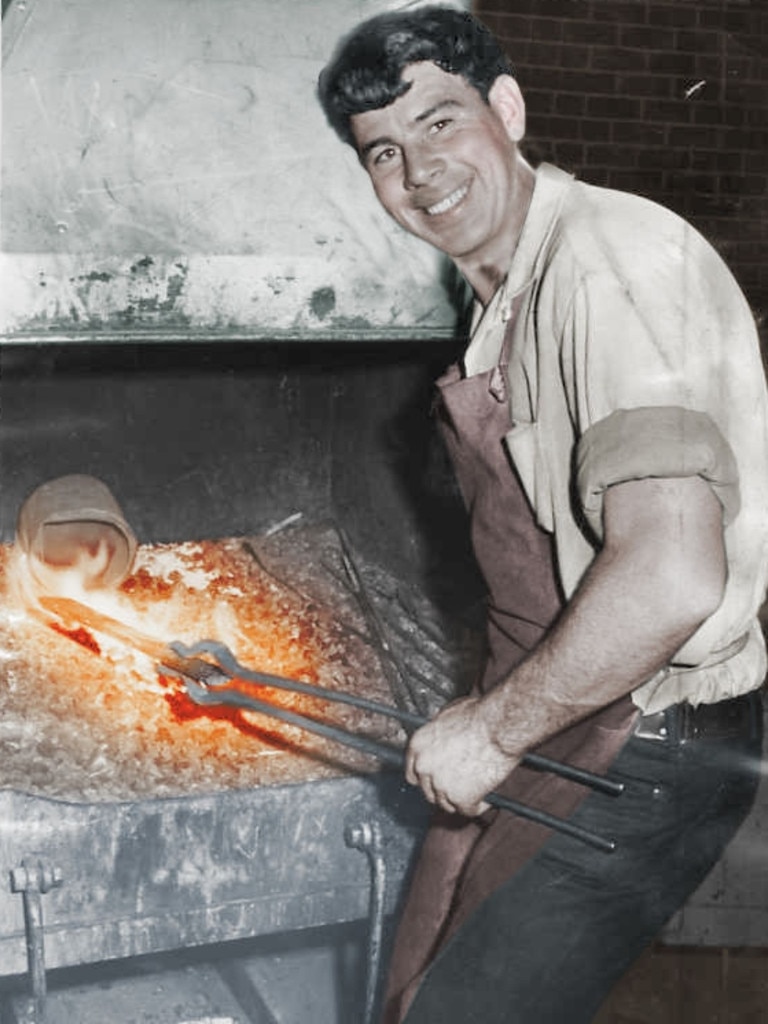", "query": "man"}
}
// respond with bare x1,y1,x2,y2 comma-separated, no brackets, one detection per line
318,7,768,1023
